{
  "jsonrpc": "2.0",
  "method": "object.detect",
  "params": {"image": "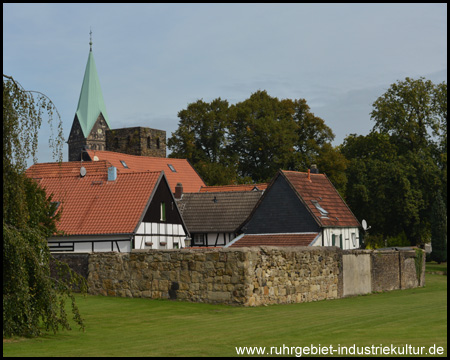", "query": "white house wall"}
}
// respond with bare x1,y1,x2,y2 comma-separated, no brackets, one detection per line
49,235,132,253
134,222,186,250
192,232,236,247
311,228,360,250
